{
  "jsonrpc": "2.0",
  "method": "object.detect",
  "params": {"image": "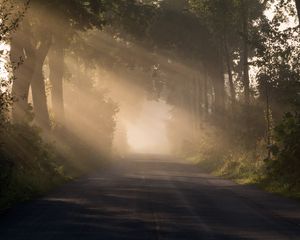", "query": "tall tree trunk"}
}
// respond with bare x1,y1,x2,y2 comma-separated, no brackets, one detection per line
211,46,225,122
295,0,300,22
49,45,65,125
265,83,272,160
189,77,197,135
10,21,35,122
203,68,209,118
224,39,236,111
31,37,52,130
242,0,250,106
211,75,224,118
194,76,201,130
198,74,204,128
